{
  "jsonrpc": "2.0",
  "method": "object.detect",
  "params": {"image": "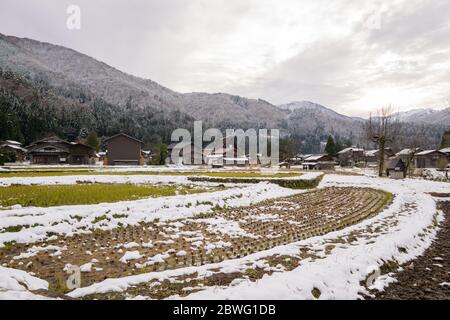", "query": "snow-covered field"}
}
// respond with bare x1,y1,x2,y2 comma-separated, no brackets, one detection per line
0,182,302,246
0,170,448,300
